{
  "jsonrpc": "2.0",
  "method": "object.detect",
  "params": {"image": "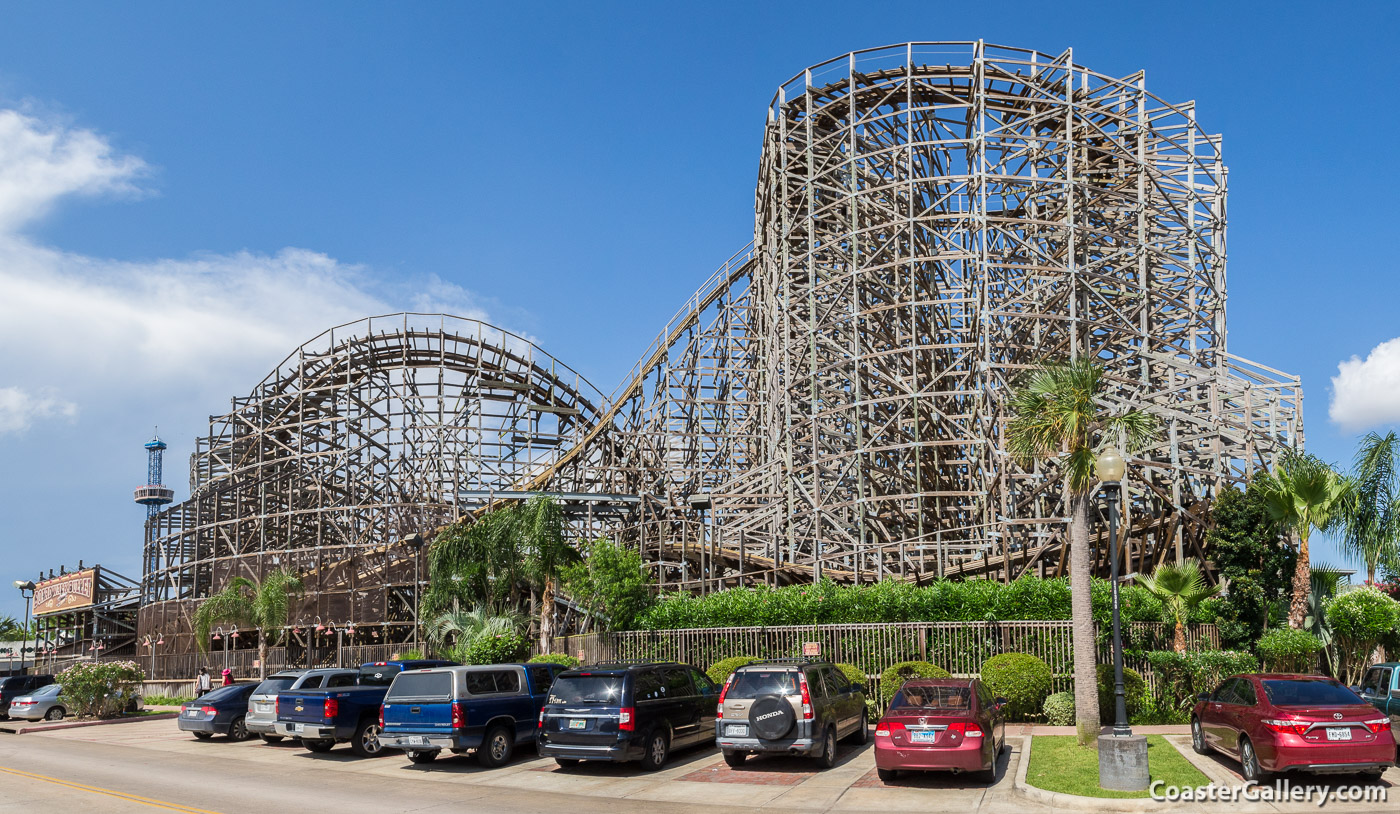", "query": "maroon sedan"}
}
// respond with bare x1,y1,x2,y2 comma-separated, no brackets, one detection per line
1191,673,1394,781
873,678,1006,782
